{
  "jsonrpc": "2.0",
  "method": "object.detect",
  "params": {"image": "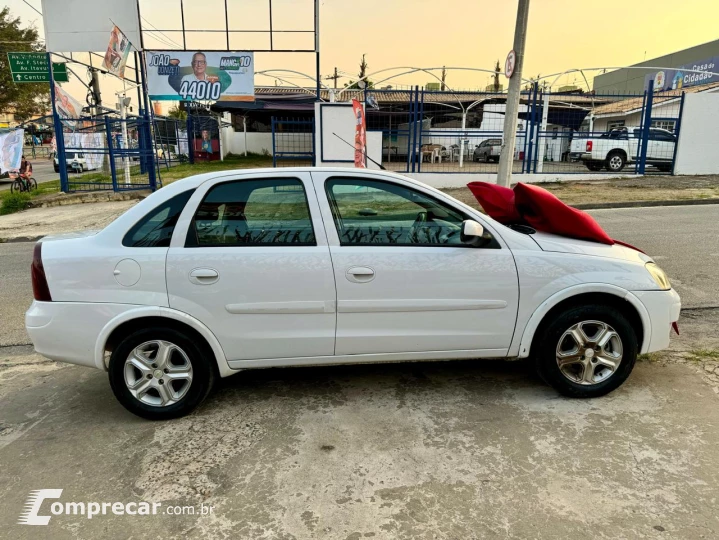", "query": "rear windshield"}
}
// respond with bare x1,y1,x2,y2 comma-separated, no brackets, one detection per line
122,190,195,247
